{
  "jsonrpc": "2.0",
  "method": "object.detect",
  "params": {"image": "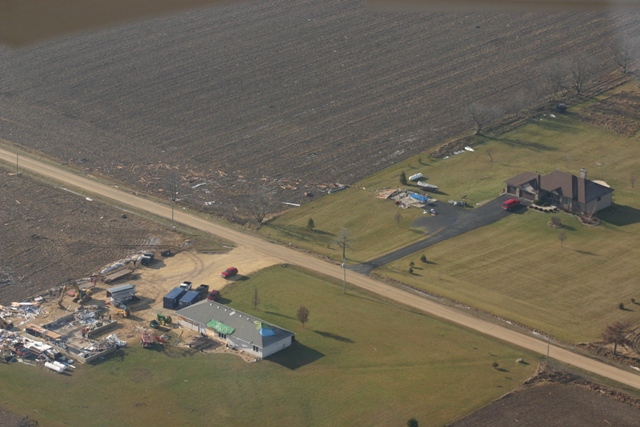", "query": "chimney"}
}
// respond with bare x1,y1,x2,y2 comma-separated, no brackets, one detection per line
579,168,587,179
